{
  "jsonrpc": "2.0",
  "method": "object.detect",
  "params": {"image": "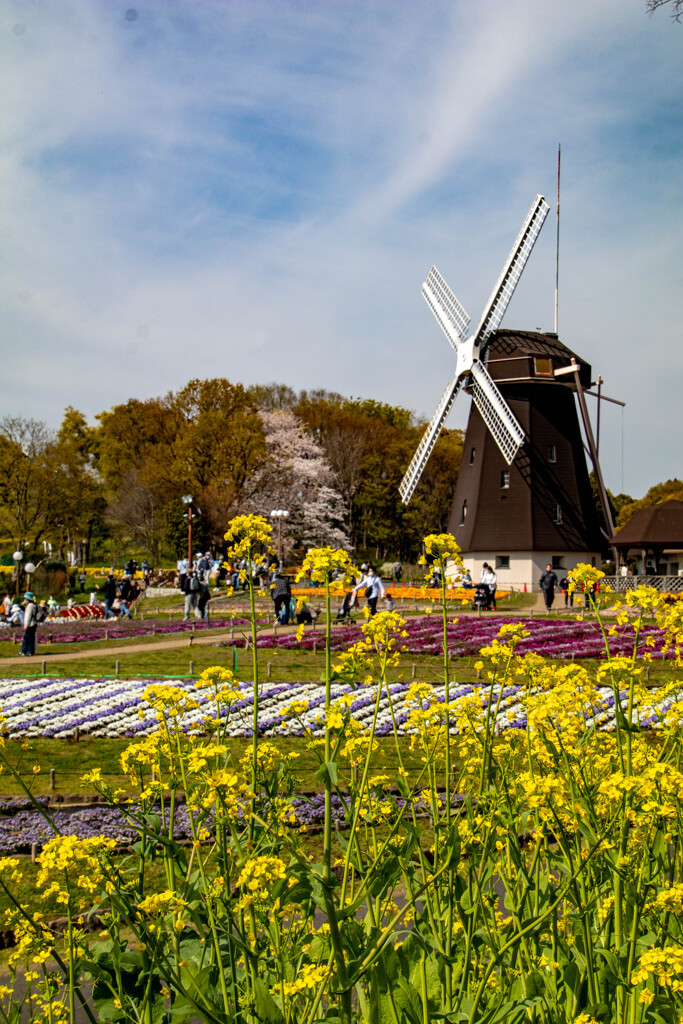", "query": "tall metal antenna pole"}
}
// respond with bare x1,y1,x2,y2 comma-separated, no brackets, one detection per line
554,144,561,334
